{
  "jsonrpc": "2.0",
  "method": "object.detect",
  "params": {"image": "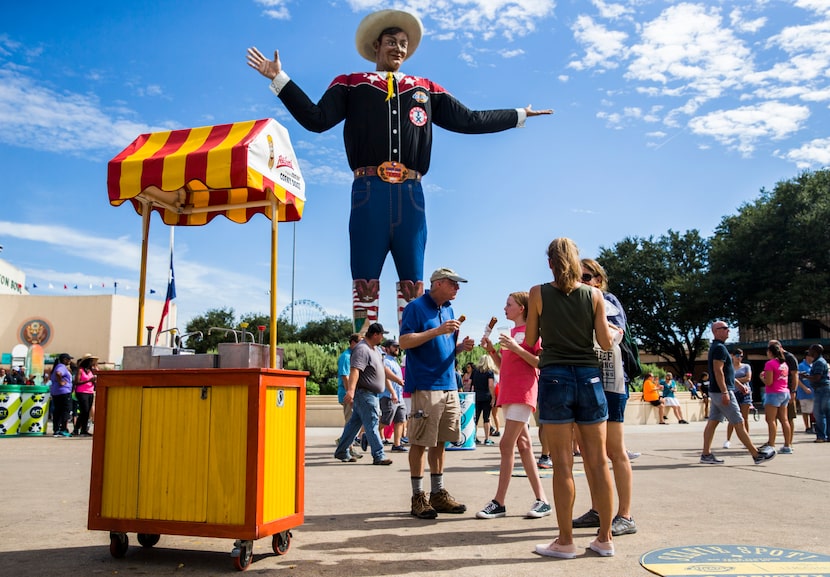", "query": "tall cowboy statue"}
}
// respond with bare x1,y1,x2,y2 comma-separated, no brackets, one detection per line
247,9,552,333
